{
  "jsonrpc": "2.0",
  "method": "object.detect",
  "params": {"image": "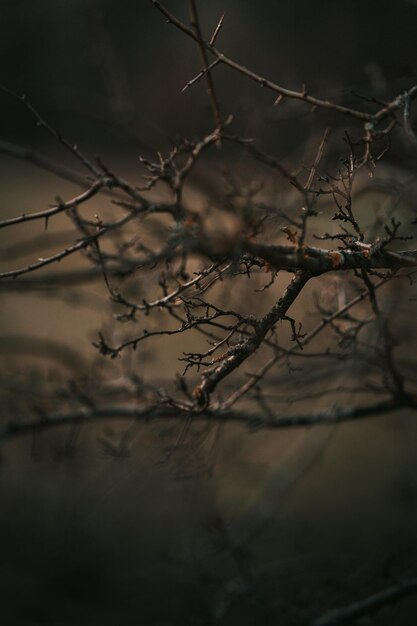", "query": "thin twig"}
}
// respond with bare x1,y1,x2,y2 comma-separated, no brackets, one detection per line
0,83,100,176
188,0,223,132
